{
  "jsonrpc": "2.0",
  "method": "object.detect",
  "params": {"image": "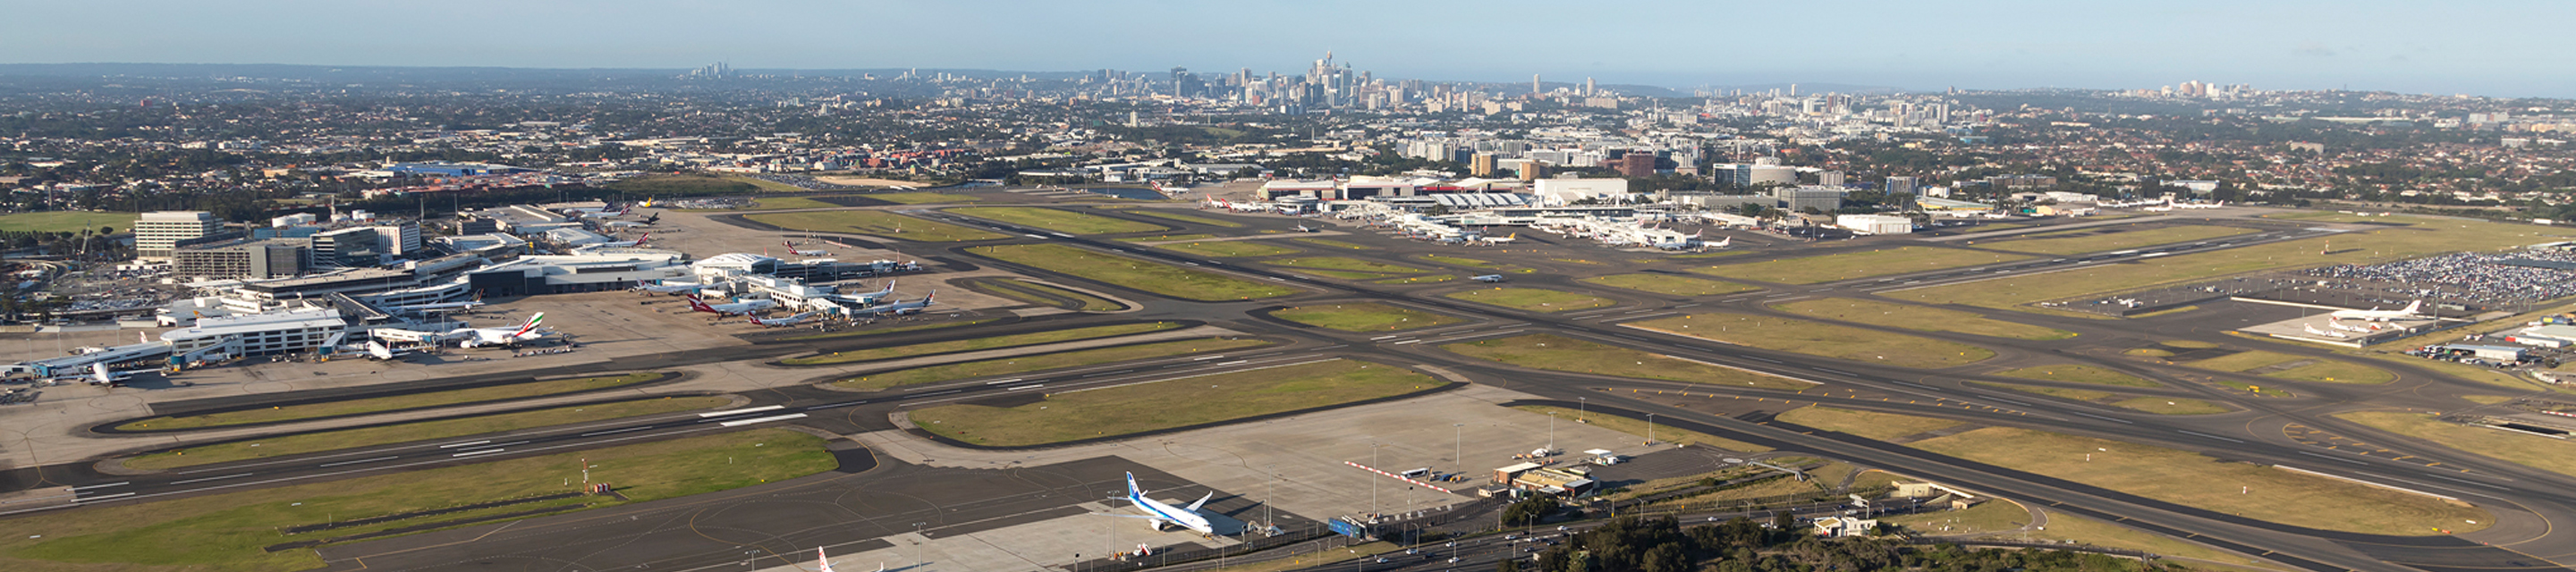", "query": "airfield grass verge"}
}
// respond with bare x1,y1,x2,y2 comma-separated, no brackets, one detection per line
1775,406,1967,442
1694,246,2030,284
734,196,841,210
1417,254,1514,269
1887,219,2545,313
744,210,1005,242
2339,412,2576,477
2185,350,2304,372
0,429,833,572
869,192,980,204
116,374,665,432
605,173,763,196
1444,334,1813,390
1292,238,1371,250
1443,287,1614,312
0,211,139,233
970,244,1300,301
2113,397,2231,415
778,318,994,341
1631,313,1995,368
2020,511,2295,571
1910,426,2488,535
948,206,1166,234
1118,233,1216,243
1512,405,1771,452
2183,351,2394,384
124,397,727,470
1264,257,1430,274
1113,209,1243,228
1969,382,2116,402
1374,274,1455,285
1578,273,1758,297
837,338,1272,390
1977,224,2256,256
967,279,1123,311
910,358,1432,446
1271,302,1462,332
783,322,1182,366
1993,365,2161,388
1154,240,1300,257
1885,497,2033,535
2462,395,2517,404
1774,298,2075,341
